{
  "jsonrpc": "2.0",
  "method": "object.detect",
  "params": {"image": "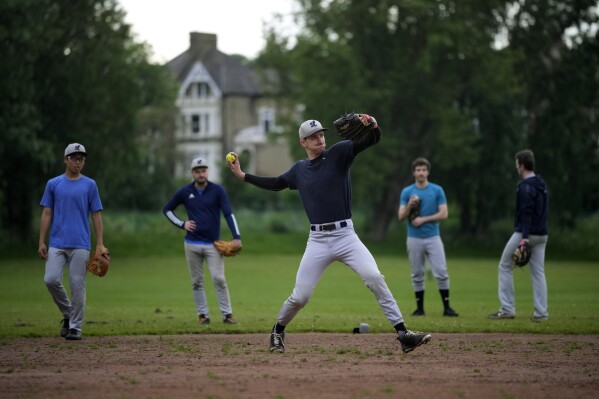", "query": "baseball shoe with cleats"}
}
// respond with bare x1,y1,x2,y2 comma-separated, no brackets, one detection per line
443,307,459,317
488,311,515,319
269,326,285,353
223,314,238,325
411,309,425,316
198,315,211,325
65,329,82,340
60,318,70,337
397,330,432,353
